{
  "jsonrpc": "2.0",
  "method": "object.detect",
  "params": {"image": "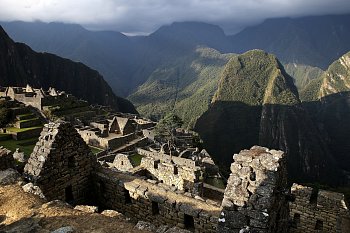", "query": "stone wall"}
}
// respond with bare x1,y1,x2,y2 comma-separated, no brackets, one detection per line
24,122,97,204
218,146,289,233
111,153,135,172
77,128,136,150
10,127,43,140
140,156,204,195
93,168,220,233
136,148,198,168
0,147,14,170
290,183,350,232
